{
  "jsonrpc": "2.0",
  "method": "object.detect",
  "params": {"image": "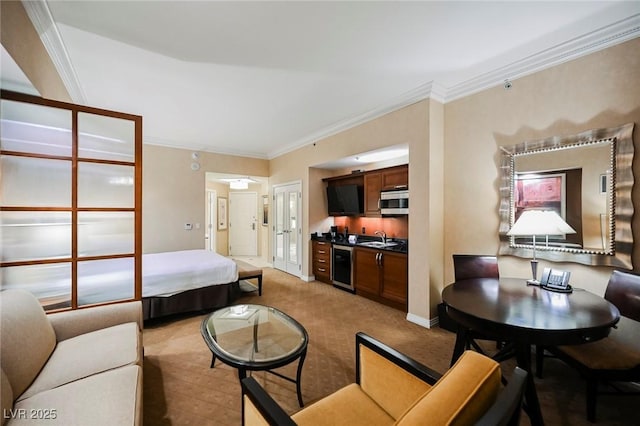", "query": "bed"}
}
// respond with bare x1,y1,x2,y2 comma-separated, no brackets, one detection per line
2,250,240,320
